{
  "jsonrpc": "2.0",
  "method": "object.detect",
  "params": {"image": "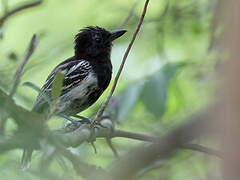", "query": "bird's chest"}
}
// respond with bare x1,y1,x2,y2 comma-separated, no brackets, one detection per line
92,62,112,91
